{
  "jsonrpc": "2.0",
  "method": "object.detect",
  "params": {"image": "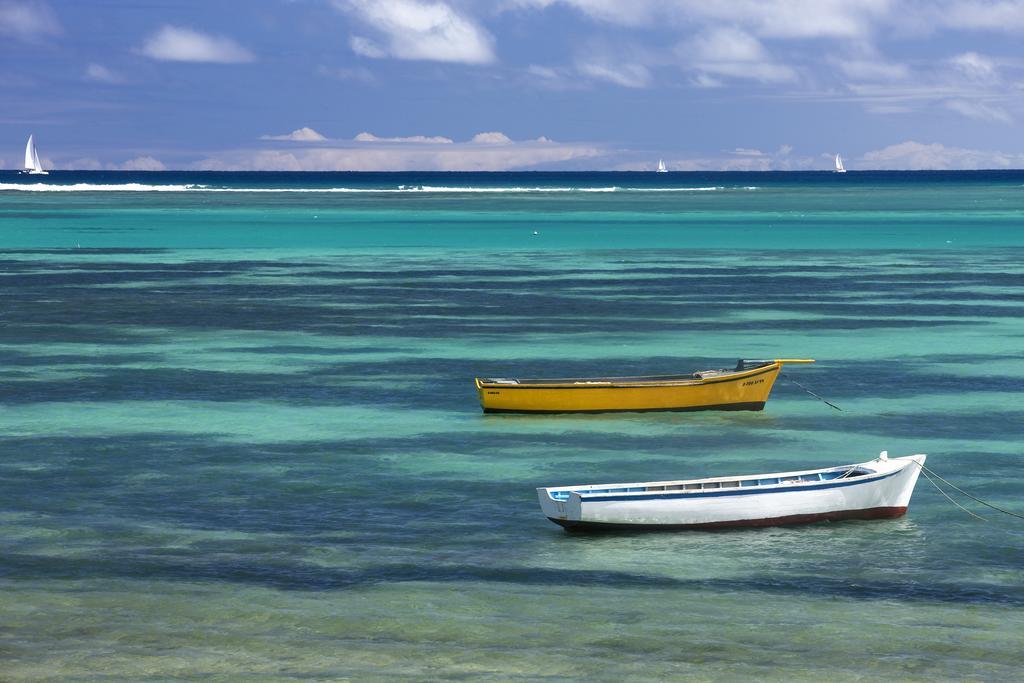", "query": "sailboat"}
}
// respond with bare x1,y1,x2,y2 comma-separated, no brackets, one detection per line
656,159,668,173
22,135,48,175
834,153,846,173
